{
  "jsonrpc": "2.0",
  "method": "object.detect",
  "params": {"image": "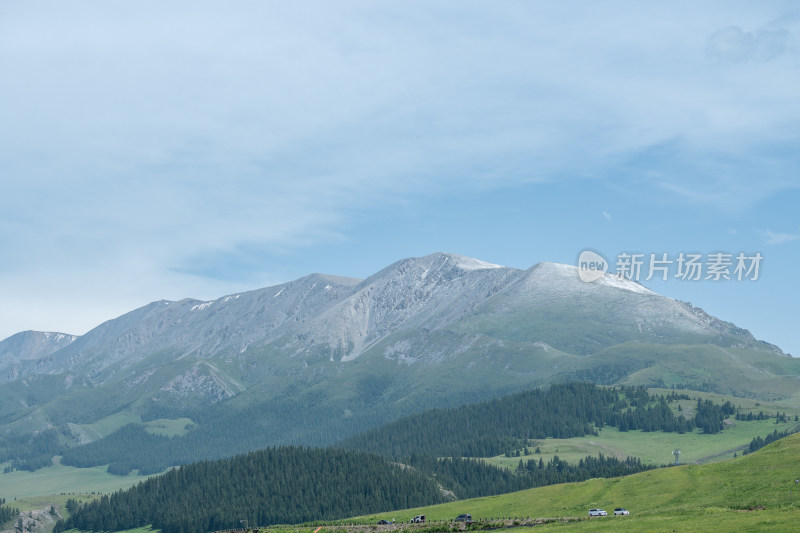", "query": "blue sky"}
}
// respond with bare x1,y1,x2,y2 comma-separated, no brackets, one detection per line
1,1,798,356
